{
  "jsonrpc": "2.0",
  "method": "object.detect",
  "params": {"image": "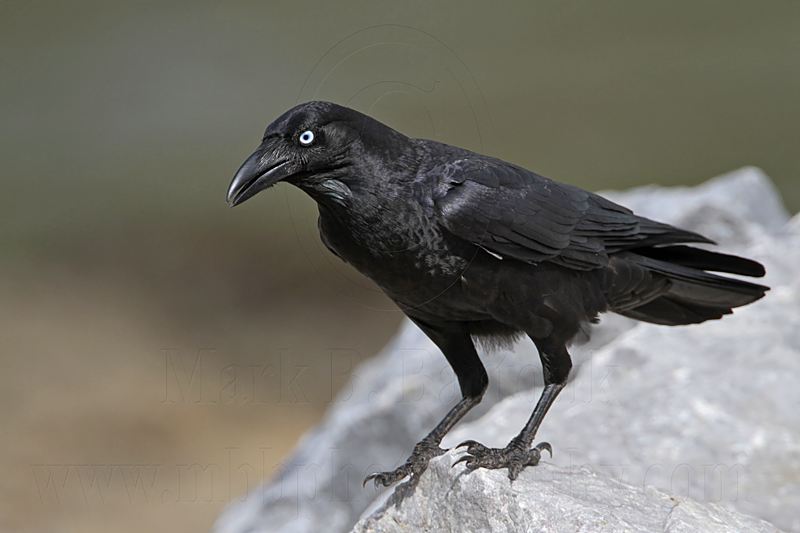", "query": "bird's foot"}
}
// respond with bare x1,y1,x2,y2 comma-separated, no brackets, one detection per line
363,438,446,488
453,439,552,481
